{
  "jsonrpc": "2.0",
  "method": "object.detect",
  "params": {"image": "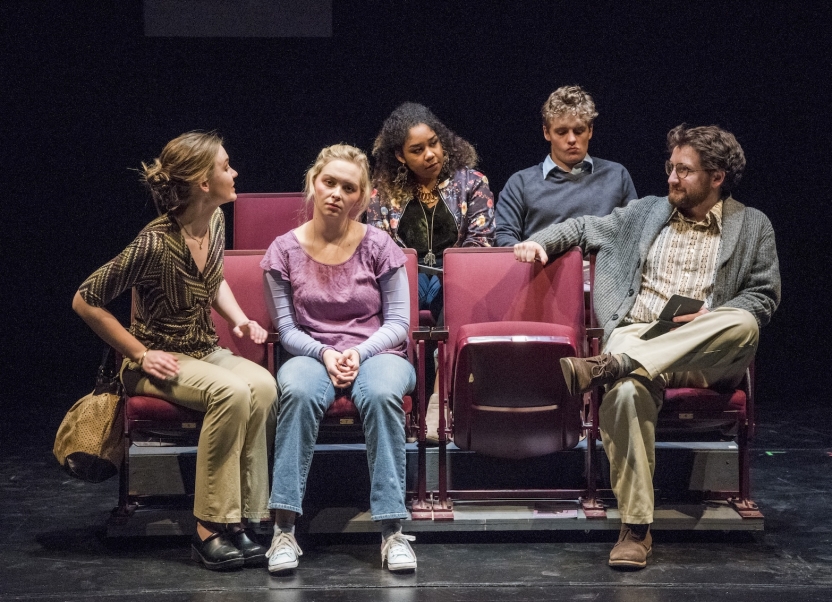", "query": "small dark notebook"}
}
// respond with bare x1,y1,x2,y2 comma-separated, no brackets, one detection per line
639,295,705,340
